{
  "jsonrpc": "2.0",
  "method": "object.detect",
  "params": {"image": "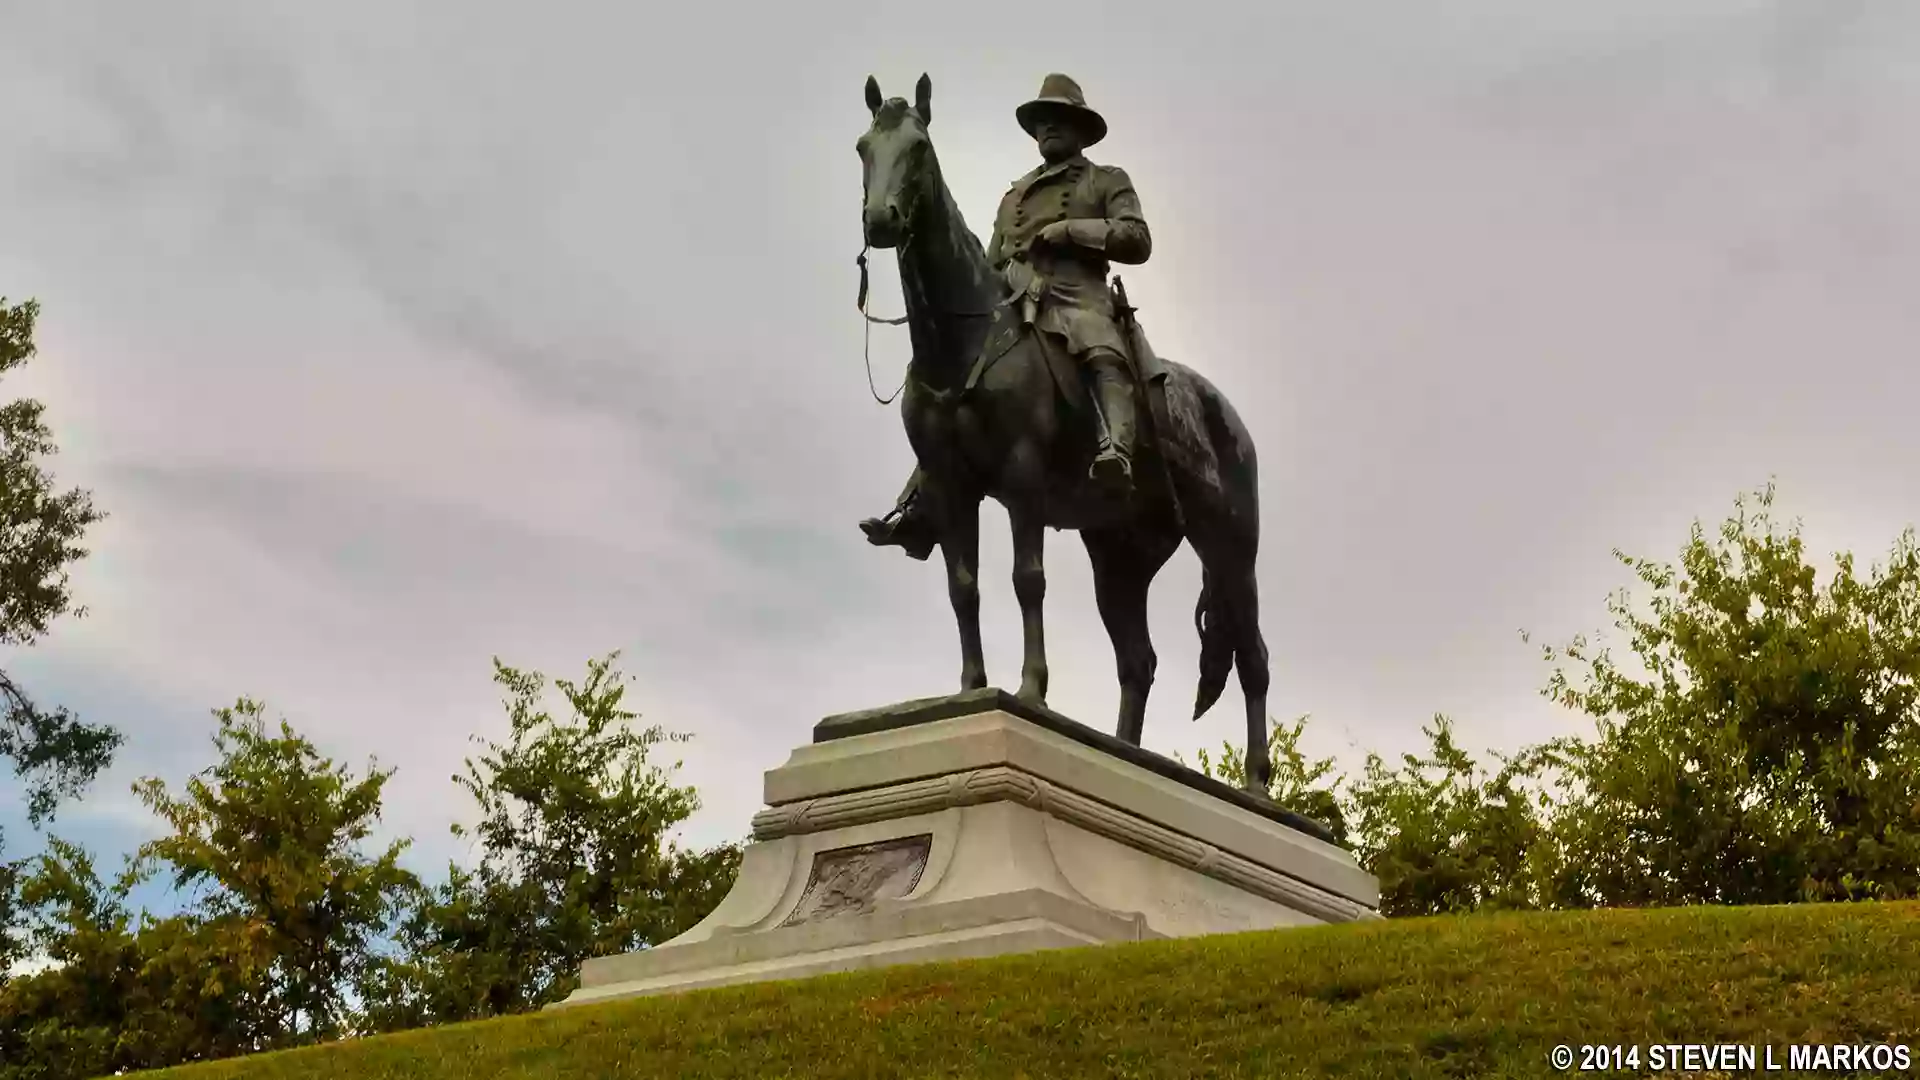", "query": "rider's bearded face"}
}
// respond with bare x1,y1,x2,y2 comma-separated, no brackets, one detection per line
1030,112,1085,163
